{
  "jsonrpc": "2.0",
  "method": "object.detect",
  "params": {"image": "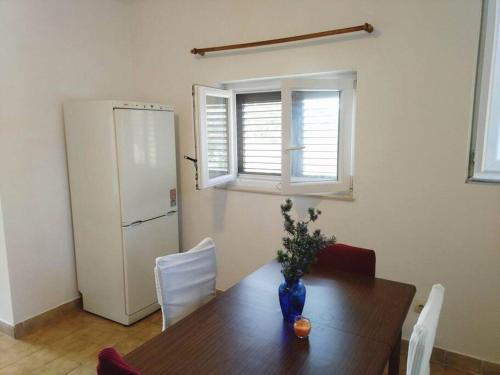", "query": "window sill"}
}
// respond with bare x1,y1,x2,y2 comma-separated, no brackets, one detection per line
215,176,355,201
466,177,500,184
